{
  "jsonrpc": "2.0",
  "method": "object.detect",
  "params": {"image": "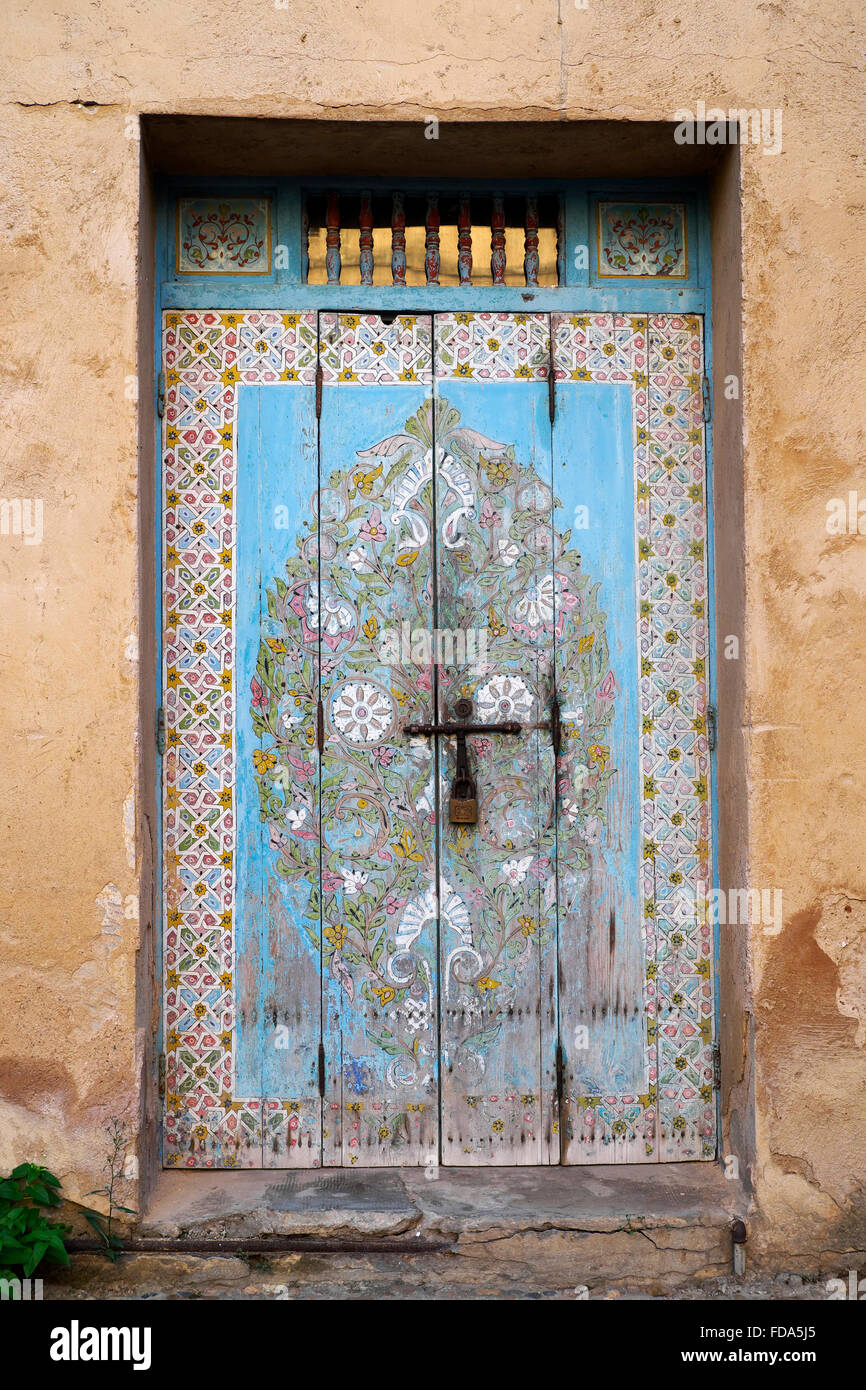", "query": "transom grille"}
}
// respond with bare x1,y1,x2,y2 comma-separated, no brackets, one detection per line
304,189,561,288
